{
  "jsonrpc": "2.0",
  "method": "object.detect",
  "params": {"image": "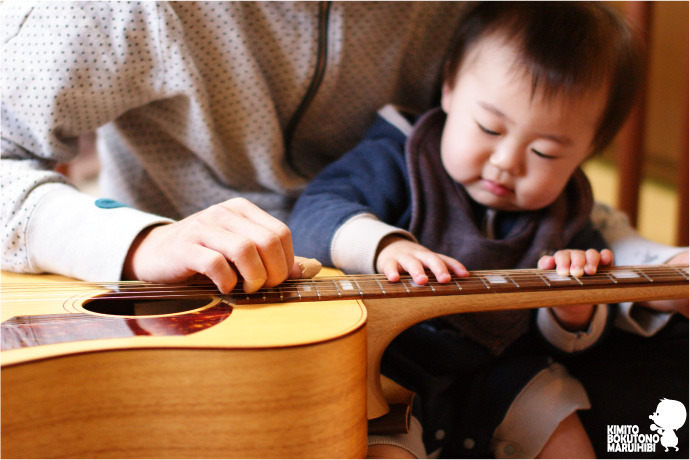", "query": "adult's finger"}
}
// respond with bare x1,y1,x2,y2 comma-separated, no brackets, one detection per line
221,199,295,269
182,243,239,294
216,199,294,287
191,226,269,293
